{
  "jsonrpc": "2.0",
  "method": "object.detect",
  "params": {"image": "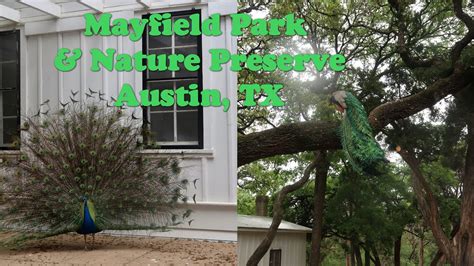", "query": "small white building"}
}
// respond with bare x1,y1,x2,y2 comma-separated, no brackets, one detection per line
0,0,237,242
238,215,312,266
